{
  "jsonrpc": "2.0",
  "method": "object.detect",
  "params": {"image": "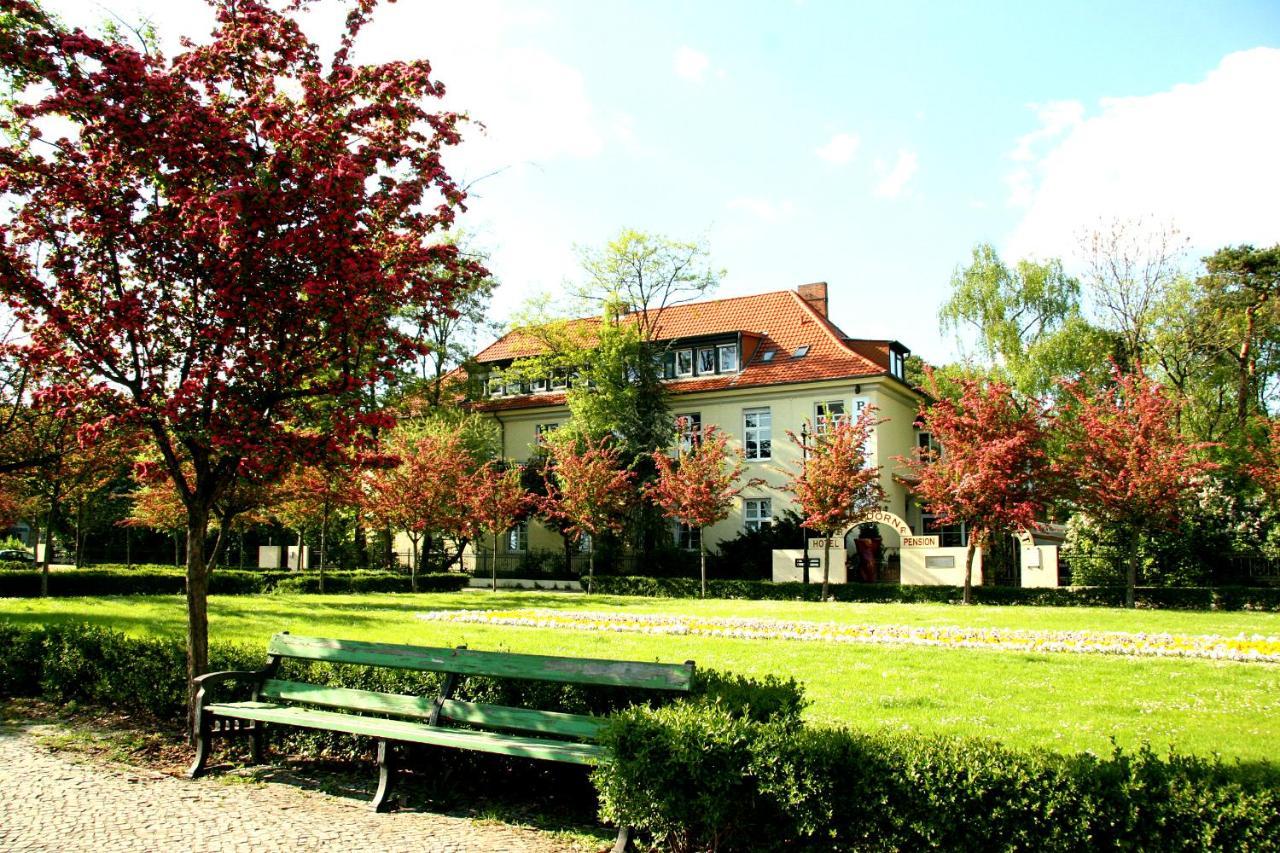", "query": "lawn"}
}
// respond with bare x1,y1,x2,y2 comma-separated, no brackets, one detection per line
2,590,1278,764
